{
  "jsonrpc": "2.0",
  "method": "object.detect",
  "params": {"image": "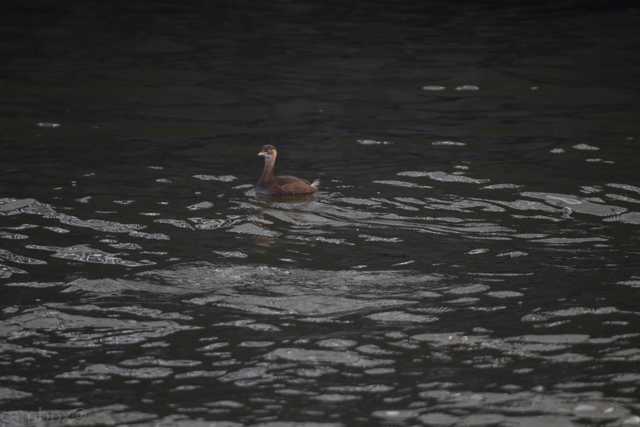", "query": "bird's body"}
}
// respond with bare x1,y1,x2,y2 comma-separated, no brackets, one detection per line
256,145,319,197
